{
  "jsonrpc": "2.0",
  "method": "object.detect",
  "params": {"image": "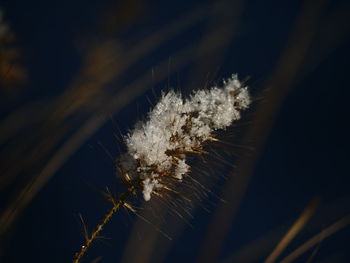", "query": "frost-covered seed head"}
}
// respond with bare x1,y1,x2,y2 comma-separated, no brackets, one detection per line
118,74,250,201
